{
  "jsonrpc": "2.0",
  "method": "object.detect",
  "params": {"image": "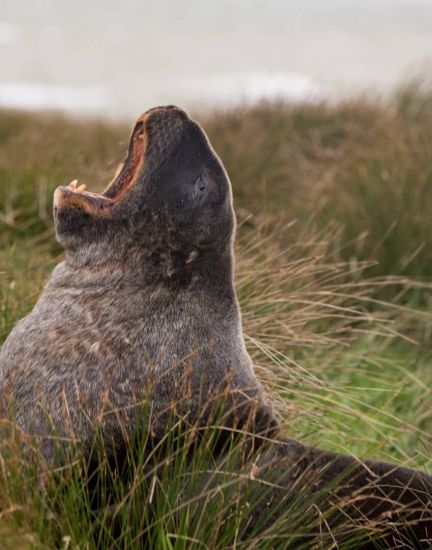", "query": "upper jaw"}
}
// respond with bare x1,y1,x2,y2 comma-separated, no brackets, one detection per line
102,117,146,200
